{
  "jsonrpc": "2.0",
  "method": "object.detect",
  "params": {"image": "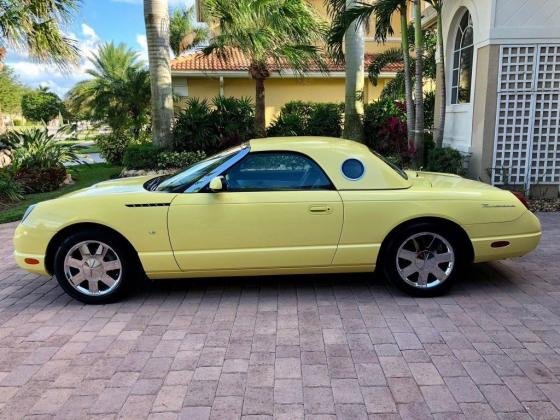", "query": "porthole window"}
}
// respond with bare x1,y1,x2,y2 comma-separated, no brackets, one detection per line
341,159,365,180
